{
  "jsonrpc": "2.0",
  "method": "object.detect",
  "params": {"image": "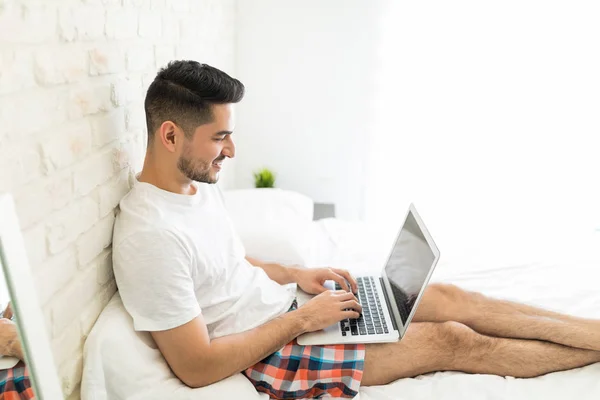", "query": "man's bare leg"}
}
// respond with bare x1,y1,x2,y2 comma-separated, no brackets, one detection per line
362,321,600,386
412,283,600,351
